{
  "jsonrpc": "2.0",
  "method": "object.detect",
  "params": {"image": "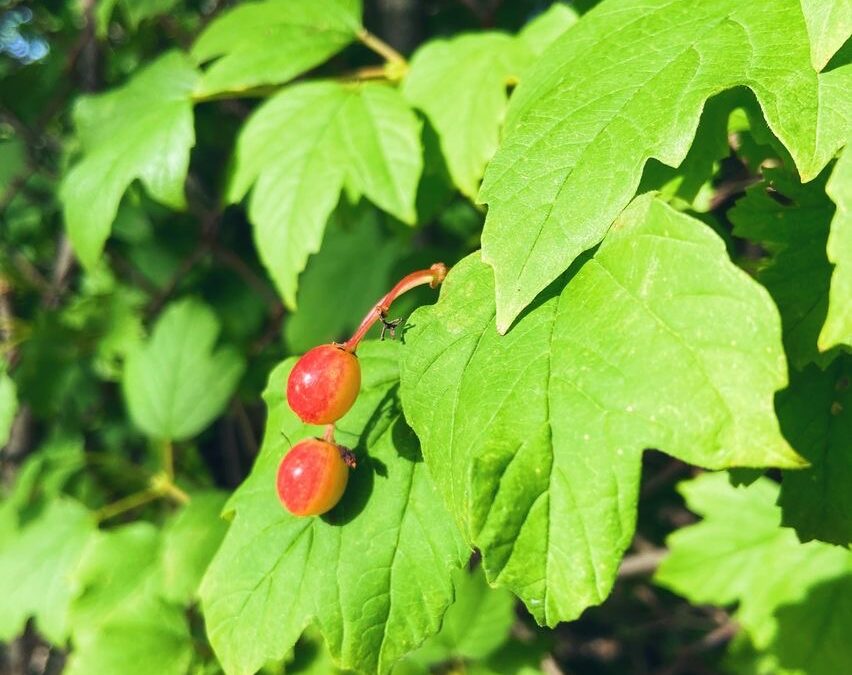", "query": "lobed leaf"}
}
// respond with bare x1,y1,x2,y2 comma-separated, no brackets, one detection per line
201,341,467,675
479,0,849,332
228,81,421,308
655,473,852,673
400,195,801,626
61,51,198,269
192,0,362,97
122,298,245,441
